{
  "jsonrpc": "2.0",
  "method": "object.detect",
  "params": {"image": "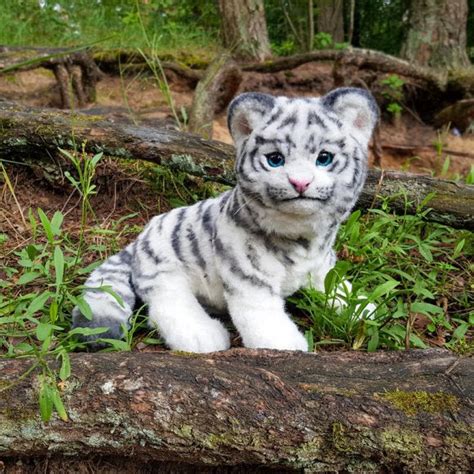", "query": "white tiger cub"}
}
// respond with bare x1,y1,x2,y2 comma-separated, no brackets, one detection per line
73,87,379,352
